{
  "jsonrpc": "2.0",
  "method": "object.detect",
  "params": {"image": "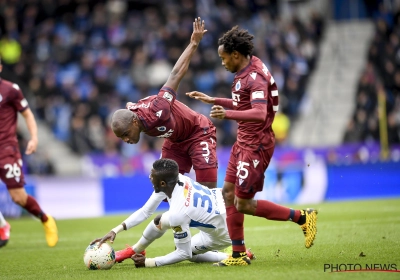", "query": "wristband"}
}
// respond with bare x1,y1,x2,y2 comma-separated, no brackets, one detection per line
111,224,124,234
145,258,157,267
